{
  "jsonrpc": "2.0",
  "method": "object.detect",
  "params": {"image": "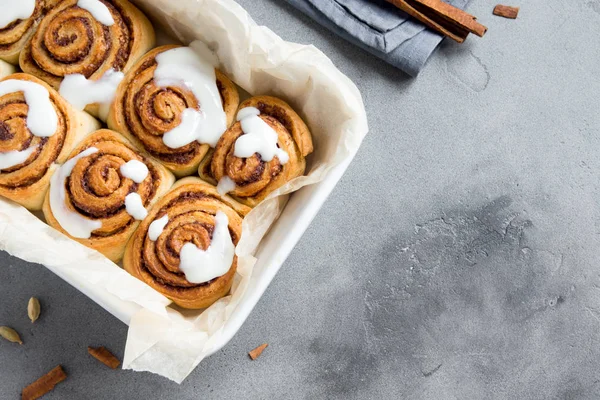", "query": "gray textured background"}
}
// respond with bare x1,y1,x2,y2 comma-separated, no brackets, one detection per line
2,0,600,398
